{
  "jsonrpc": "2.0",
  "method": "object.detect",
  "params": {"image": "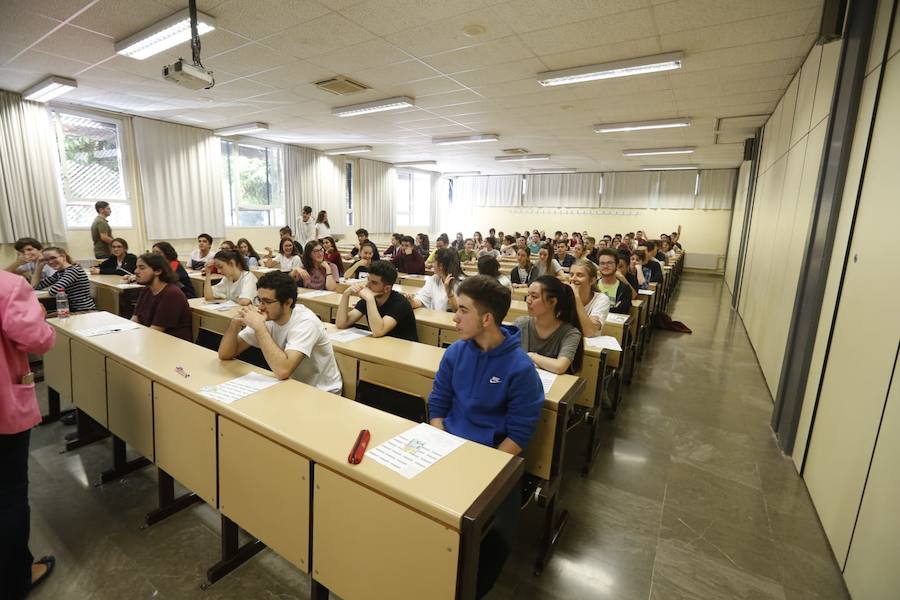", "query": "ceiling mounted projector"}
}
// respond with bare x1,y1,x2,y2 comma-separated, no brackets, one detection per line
162,59,214,90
